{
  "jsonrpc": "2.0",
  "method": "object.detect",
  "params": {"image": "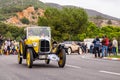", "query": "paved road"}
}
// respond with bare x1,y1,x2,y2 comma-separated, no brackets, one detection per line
0,54,120,80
